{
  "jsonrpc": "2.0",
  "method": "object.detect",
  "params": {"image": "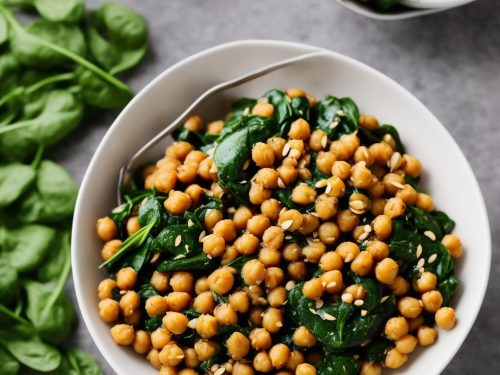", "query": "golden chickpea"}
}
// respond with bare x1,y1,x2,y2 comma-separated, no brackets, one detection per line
177,163,198,185
265,267,285,289
98,299,120,323
291,184,316,206
204,209,223,231
145,295,169,317
229,291,250,314
389,276,410,296
208,268,234,295
318,221,340,245
296,214,319,236
193,291,215,314
302,241,326,263
293,326,317,348
330,161,350,181
408,315,425,332
315,195,338,220
369,142,393,166
417,325,438,346
235,233,260,255
266,137,285,159
211,182,226,199
343,284,366,301
184,347,200,368
163,312,189,334
261,228,284,253
116,267,137,290
262,308,284,333
194,277,209,295
309,129,328,152
194,339,220,361
336,241,360,263
207,120,224,135
395,334,418,354
421,290,443,313
252,142,275,168
245,214,270,237
282,243,301,262
365,240,388,261
403,155,422,178
195,314,218,338
110,324,135,346
359,114,379,130
269,343,290,369
396,184,418,205
166,292,191,312
178,369,197,375
151,328,172,350
320,251,343,272
315,151,336,176
287,87,306,98
197,157,217,181
359,361,381,375
321,270,343,294
96,217,117,241
212,220,236,243
227,332,250,360
233,361,255,375
202,234,226,258
330,140,352,161
302,278,324,300
385,316,409,341
268,287,287,307
277,164,298,187
150,271,169,293
101,239,122,261
337,209,359,233
398,297,423,319
372,215,392,241
233,206,252,230
370,198,386,216
147,349,162,370
249,328,272,350
157,156,181,171
435,307,456,330
288,261,307,281
285,350,305,371
441,234,463,258
260,199,281,222
98,278,117,300
375,258,399,285
296,363,316,375
133,330,151,354
249,183,272,205
155,169,177,194
254,351,273,372
384,197,406,219
170,271,194,293
255,168,279,189
166,141,194,162
354,146,374,166
124,309,141,326
416,193,434,212
214,303,238,325
289,118,311,140
351,162,373,189
252,100,274,118
382,173,404,195
159,343,184,366
414,271,437,293
164,191,192,215
185,150,206,165
384,348,407,369
278,209,303,232
351,251,374,276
